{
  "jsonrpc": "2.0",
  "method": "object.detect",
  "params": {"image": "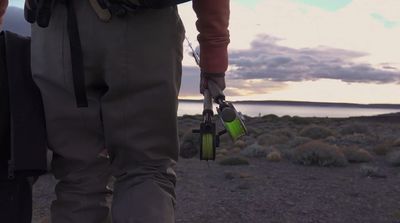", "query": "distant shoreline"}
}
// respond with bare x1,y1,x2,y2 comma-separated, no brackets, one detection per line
179,99,400,109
